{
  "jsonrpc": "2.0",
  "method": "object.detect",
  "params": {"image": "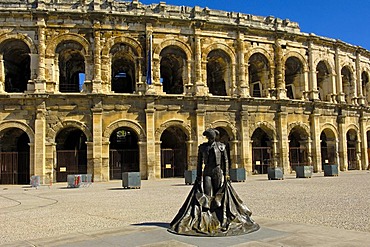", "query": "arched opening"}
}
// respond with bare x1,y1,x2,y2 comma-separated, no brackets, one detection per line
248,53,269,98
316,61,331,101
251,128,272,174
361,71,370,104
55,128,87,182
0,128,30,184
341,66,354,104
160,46,186,94
109,127,139,180
57,41,85,93
0,39,31,93
289,127,309,171
285,57,304,100
346,129,358,170
320,129,337,169
160,126,187,178
110,43,136,93
207,49,230,96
